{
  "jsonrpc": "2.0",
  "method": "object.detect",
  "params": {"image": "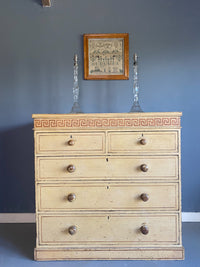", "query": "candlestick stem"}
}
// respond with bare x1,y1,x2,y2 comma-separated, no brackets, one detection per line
130,54,143,112
70,54,83,113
